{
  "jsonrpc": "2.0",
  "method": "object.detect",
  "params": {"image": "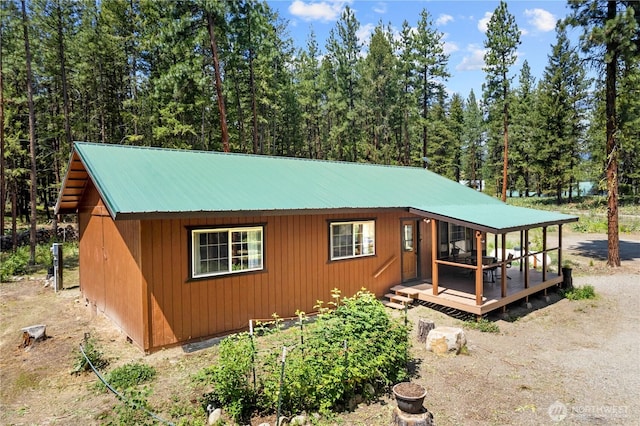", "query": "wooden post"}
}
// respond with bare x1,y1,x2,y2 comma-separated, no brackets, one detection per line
524,229,529,289
519,230,524,272
431,219,438,296
558,225,563,277
501,233,507,298
542,227,547,281
475,230,483,305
